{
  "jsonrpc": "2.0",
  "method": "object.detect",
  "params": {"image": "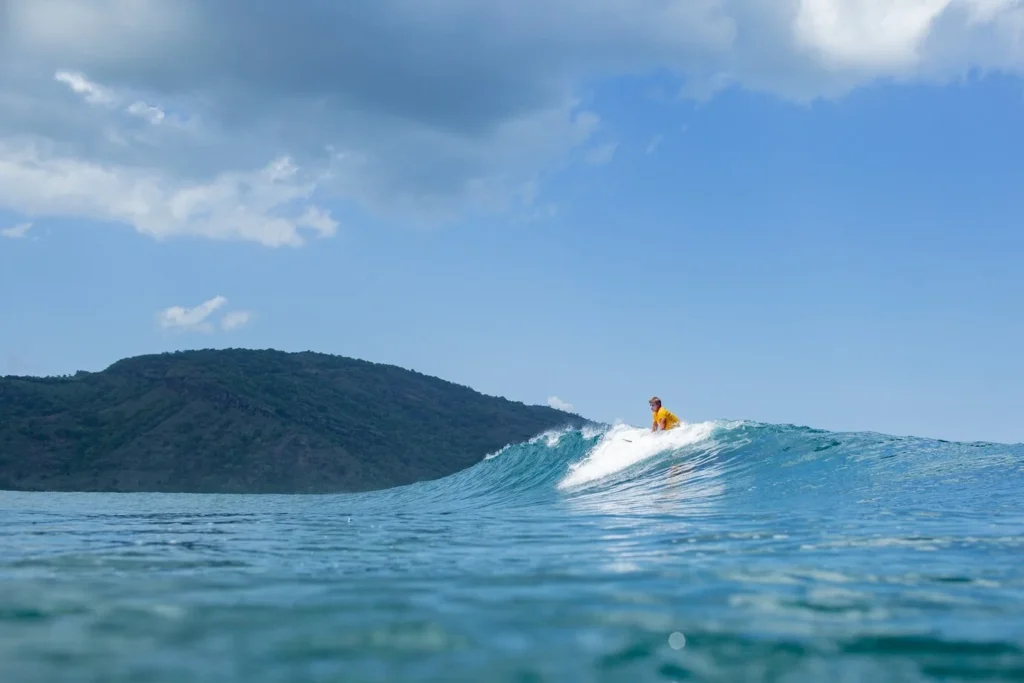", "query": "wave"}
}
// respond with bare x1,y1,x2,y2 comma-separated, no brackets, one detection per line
555,420,721,489
367,418,1024,524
